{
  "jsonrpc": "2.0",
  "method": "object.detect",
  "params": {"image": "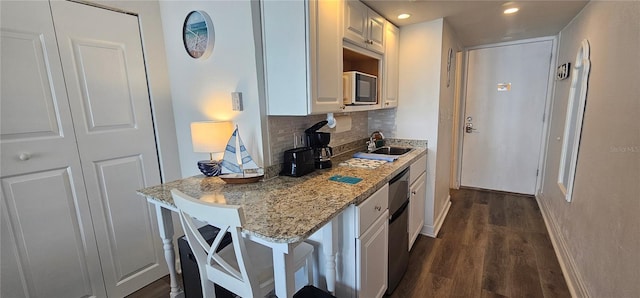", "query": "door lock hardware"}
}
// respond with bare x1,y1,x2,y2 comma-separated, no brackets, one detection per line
465,123,478,133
